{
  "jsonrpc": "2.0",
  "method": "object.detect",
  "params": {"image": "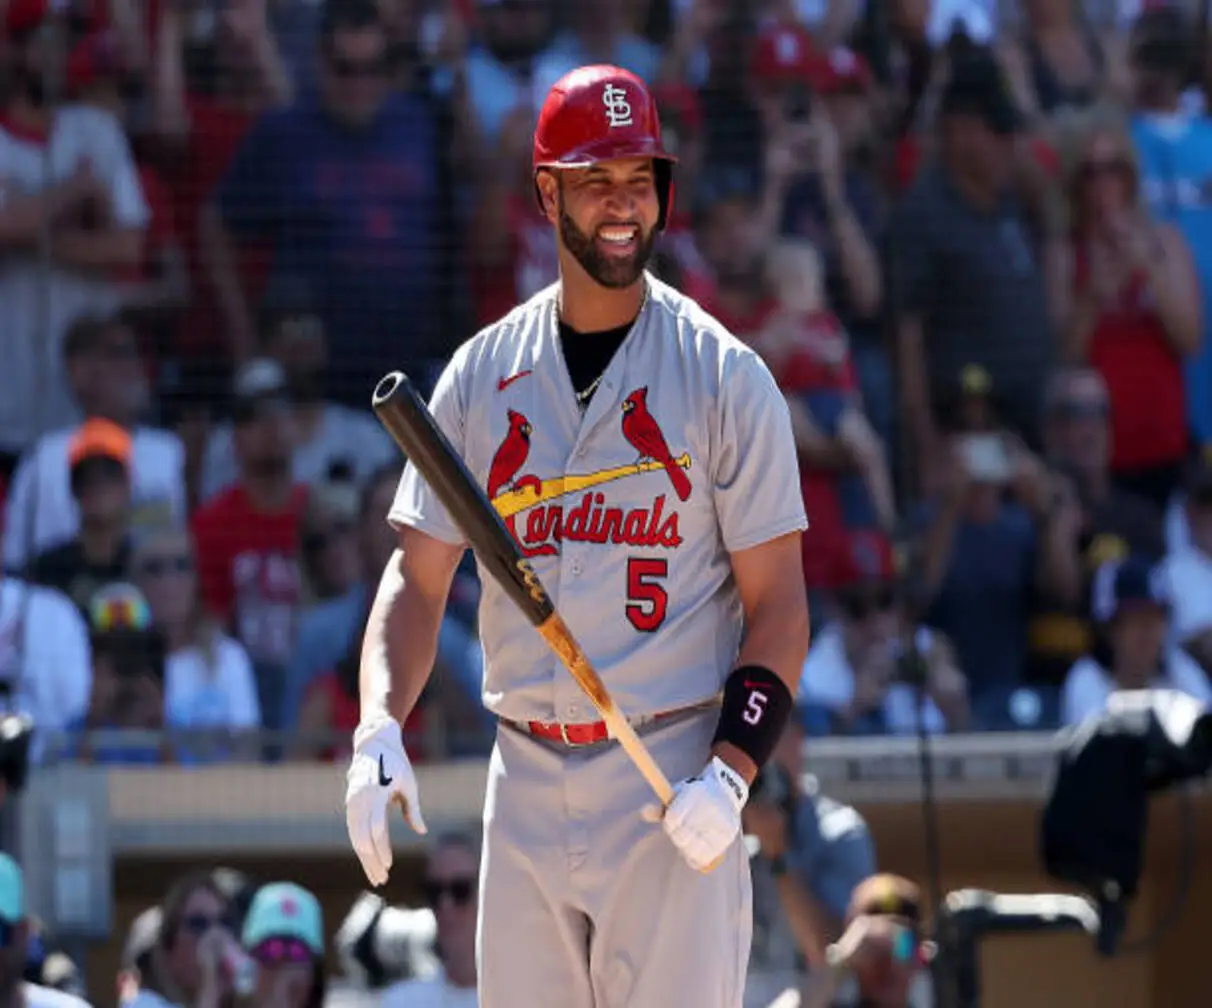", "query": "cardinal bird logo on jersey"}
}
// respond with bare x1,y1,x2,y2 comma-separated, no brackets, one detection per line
487,410,542,499
621,388,692,501
486,396,691,558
